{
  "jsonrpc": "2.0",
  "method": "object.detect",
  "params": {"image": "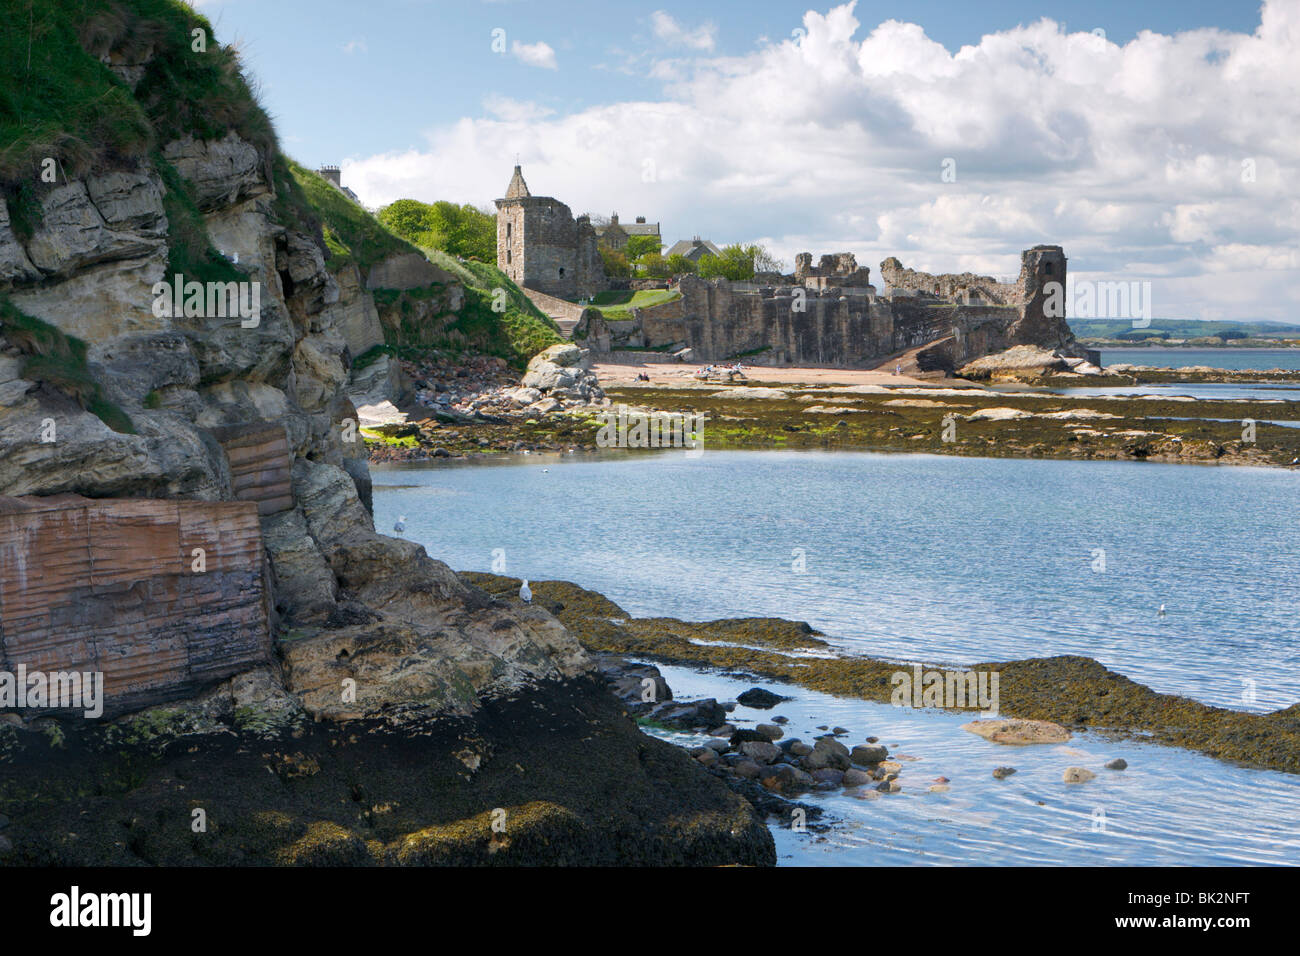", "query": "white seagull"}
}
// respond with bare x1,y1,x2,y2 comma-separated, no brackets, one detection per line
394,515,406,534
520,579,532,604
1158,603,1166,618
